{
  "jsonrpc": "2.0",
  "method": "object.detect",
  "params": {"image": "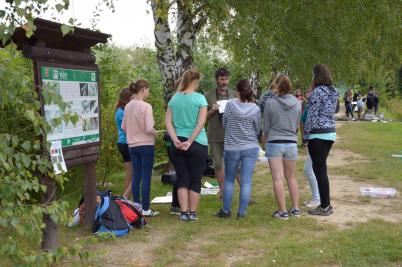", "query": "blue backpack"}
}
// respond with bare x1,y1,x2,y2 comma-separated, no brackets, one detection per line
93,192,130,237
